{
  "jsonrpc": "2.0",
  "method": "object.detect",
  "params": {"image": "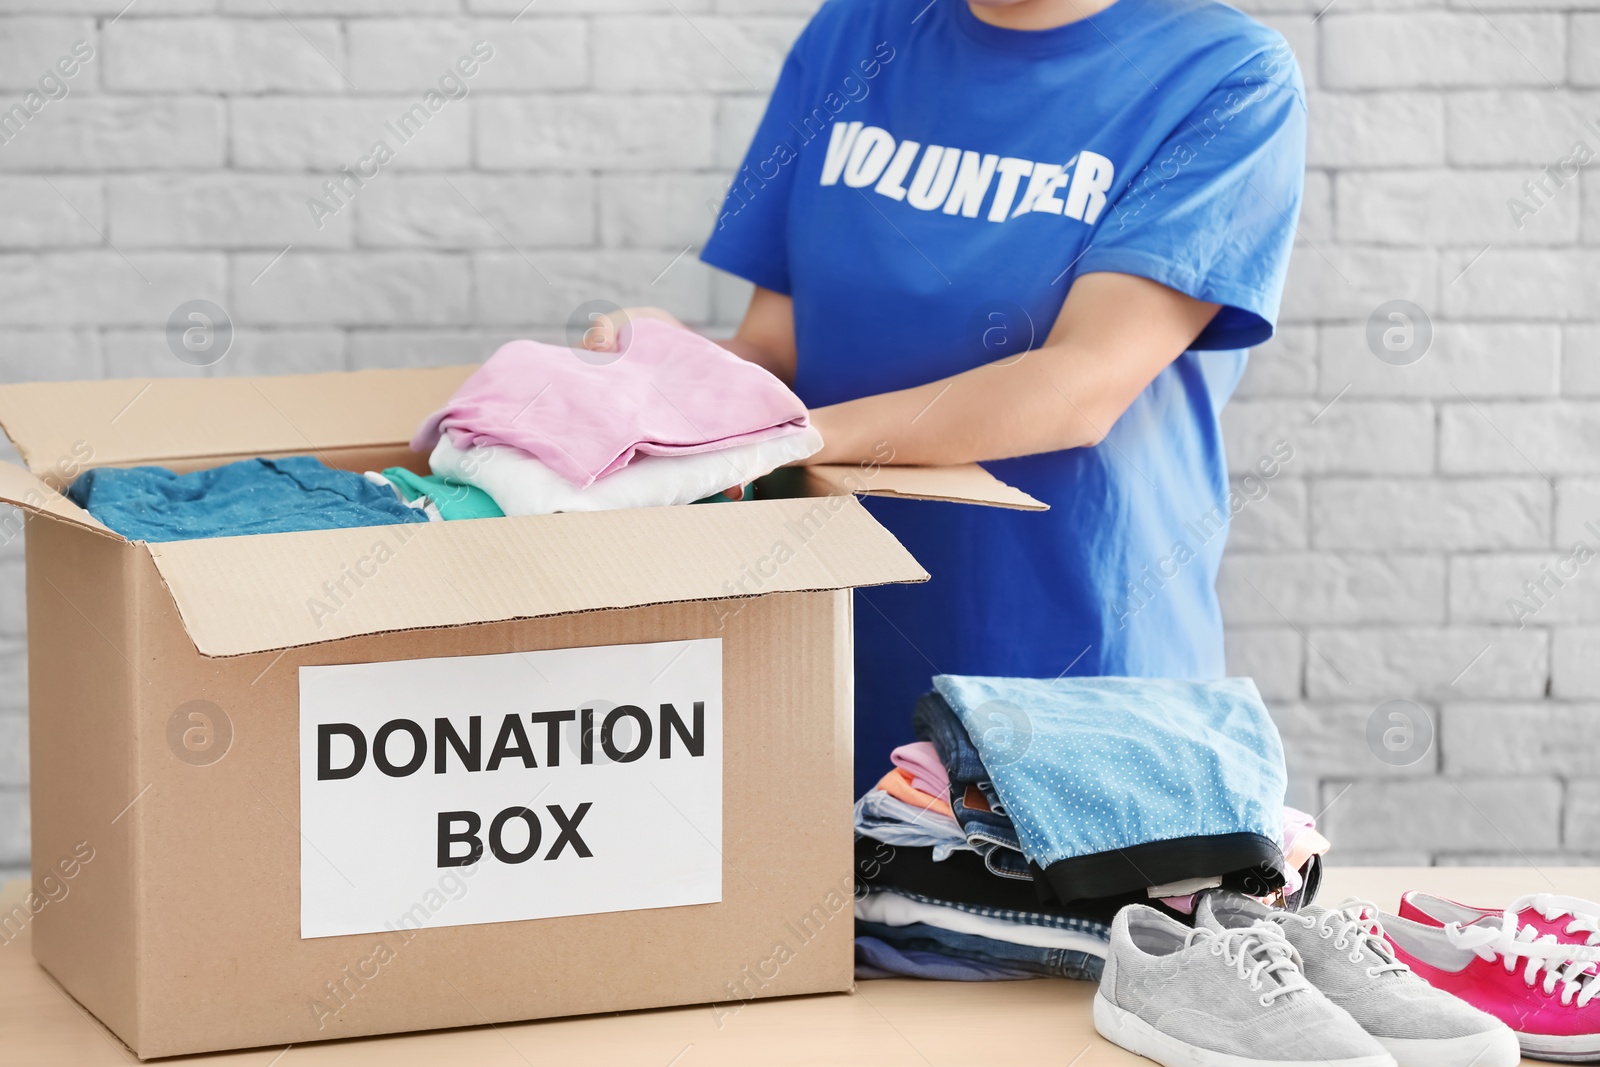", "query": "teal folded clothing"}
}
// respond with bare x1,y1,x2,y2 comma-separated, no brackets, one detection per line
379,466,504,521
65,457,432,543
